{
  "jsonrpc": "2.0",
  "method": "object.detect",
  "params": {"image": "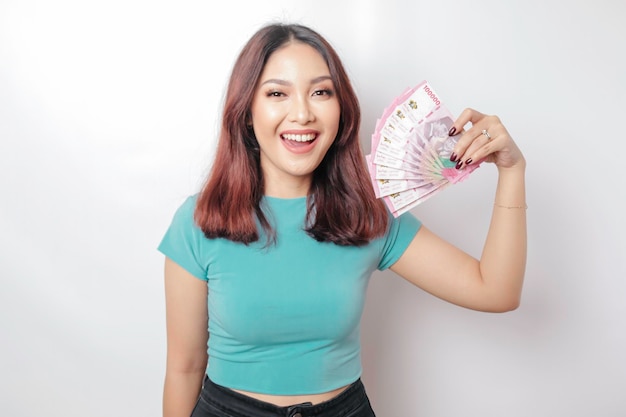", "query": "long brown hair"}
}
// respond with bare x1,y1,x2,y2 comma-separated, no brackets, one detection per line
195,23,388,246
